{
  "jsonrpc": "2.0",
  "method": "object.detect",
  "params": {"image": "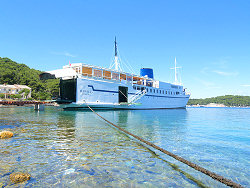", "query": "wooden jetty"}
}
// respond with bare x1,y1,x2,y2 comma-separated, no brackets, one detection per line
0,100,52,106
0,101,54,110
